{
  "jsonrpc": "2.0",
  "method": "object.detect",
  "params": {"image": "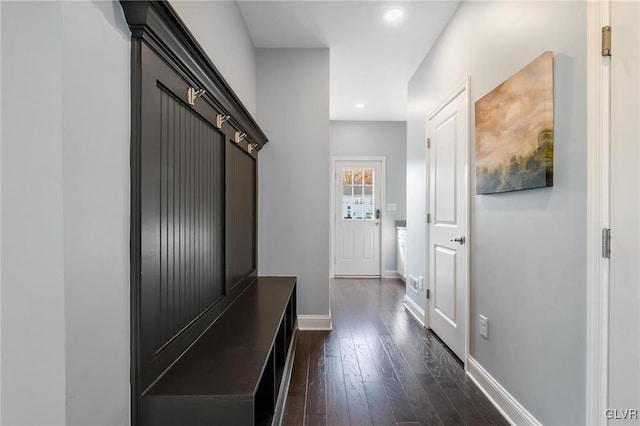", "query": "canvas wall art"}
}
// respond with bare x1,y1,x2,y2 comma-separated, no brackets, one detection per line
475,51,554,194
